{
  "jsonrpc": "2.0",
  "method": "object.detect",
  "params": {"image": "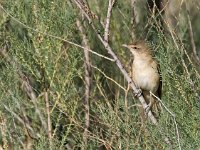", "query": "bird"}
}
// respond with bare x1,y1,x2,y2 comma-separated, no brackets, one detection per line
123,41,162,114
